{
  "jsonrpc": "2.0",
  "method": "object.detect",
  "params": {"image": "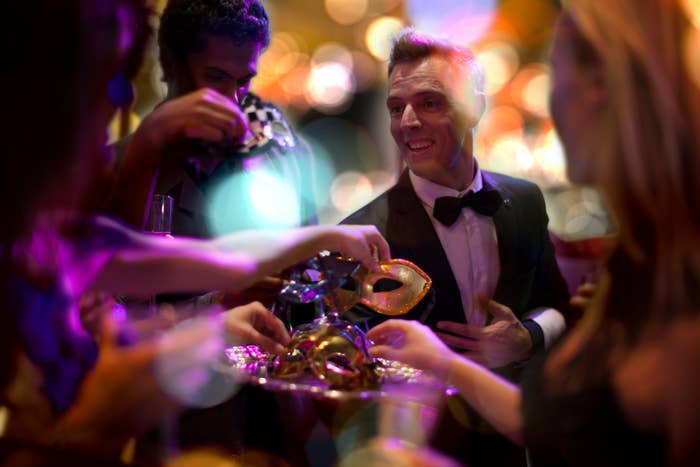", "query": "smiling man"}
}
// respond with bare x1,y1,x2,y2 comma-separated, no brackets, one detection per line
346,29,570,367
343,32,571,465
